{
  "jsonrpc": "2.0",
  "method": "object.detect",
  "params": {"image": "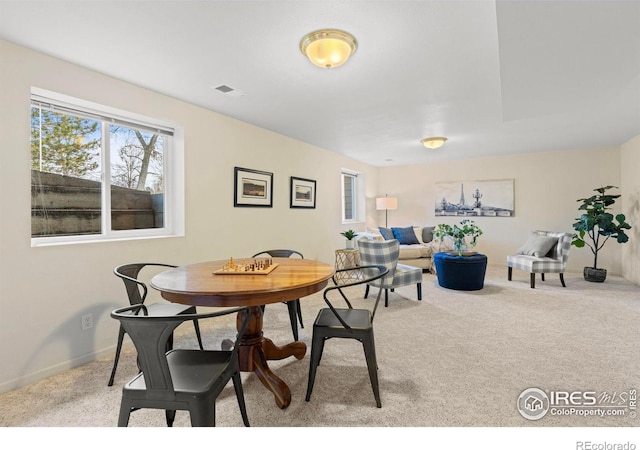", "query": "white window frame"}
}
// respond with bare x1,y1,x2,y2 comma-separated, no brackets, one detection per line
30,87,185,247
341,170,363,224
